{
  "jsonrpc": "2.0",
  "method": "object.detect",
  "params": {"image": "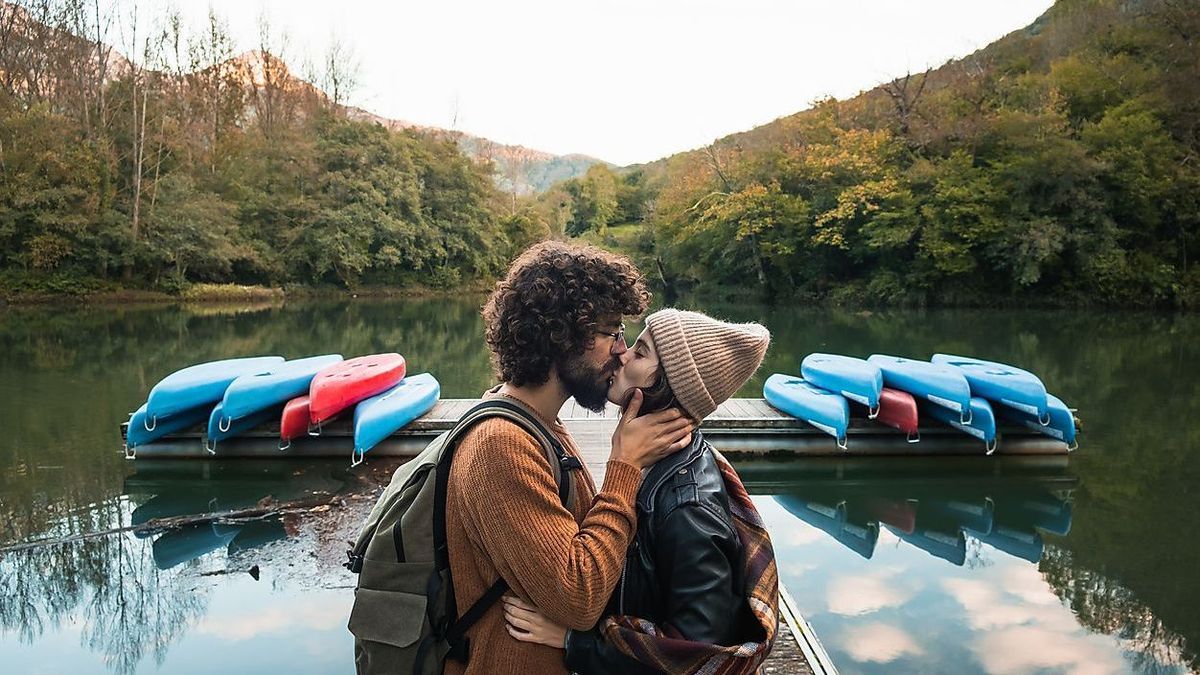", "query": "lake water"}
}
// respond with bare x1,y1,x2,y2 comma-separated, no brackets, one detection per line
1,298,1197,674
